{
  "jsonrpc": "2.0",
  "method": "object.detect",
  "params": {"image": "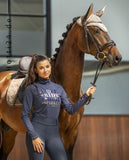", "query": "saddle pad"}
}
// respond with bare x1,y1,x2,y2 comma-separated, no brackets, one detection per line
6,78,25,106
